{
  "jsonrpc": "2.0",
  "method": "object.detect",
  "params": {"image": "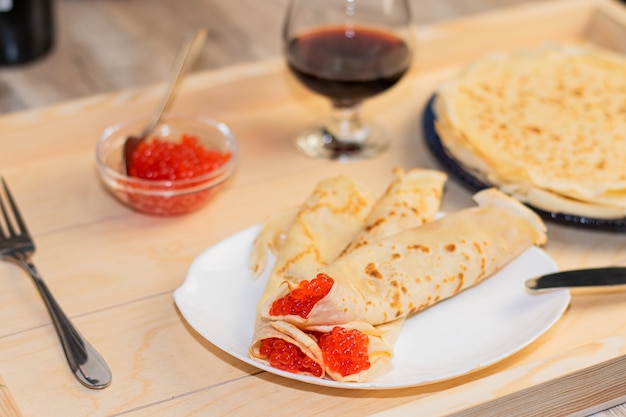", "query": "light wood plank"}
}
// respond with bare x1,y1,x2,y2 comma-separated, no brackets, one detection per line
0,374,22,417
